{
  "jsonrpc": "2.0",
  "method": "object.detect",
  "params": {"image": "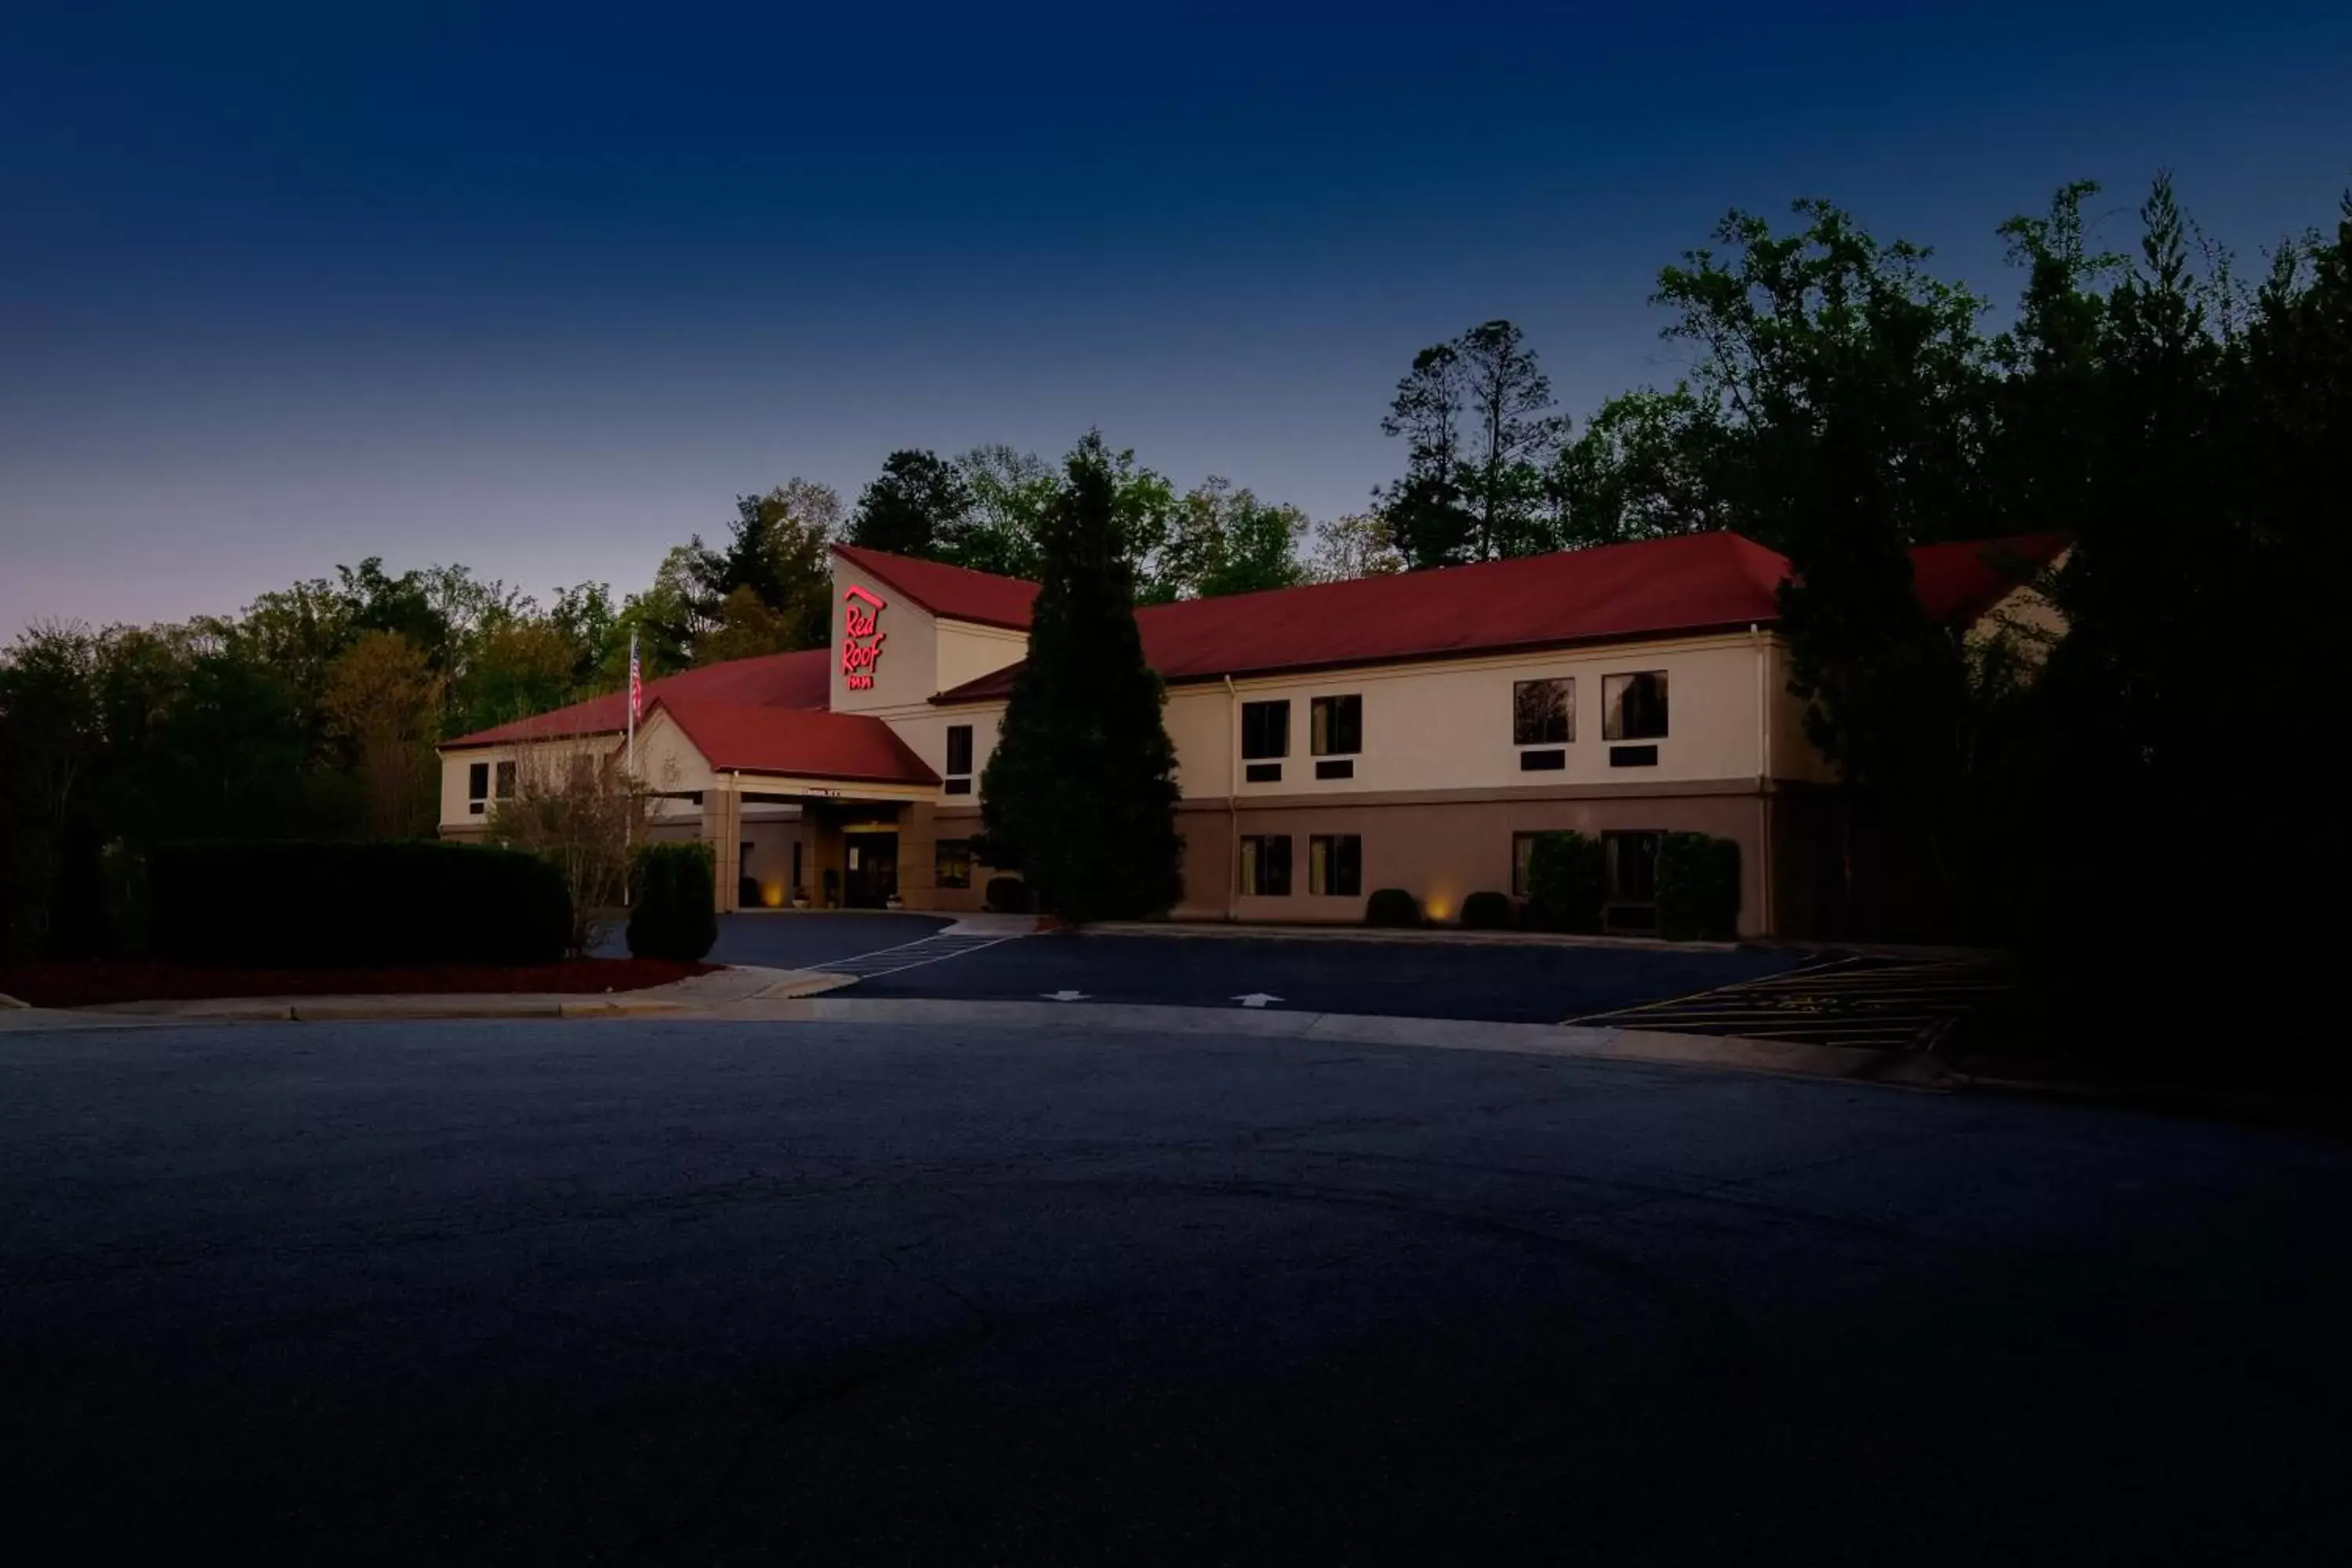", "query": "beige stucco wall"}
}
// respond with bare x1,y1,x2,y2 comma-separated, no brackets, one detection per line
935,619,1029,697
1180,787,1771,935
829,557,940,715
1186,633,1778,804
